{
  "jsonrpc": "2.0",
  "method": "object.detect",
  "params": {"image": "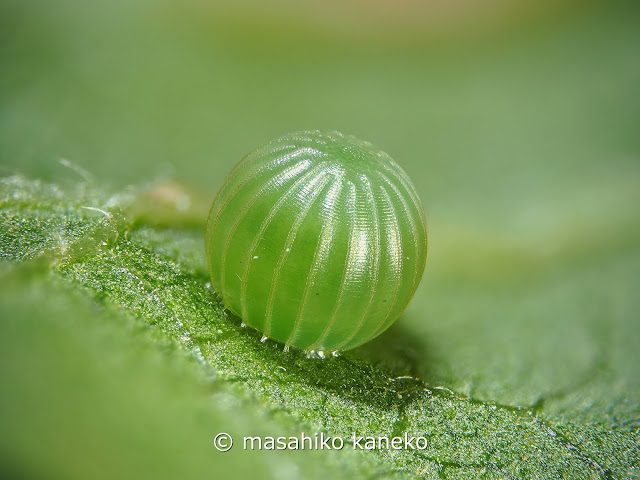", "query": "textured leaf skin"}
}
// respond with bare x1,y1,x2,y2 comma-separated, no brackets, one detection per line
206,131,428,352
2,176,639,479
